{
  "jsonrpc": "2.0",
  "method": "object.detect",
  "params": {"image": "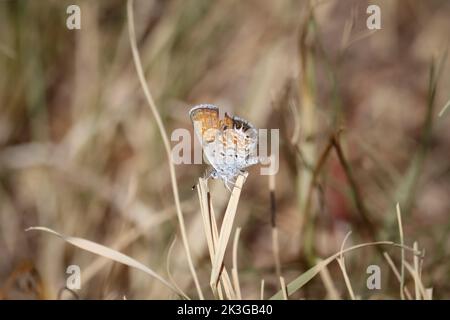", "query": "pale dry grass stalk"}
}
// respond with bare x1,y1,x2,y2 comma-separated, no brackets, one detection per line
297,5,317,172
426,288,433,300
211,173,248,288
270,203,426,300
383,252,413,300
339,6,356,52
289,100,301,145
232,227,242,300
260,279,265,300
126,0,203,299
269,167,282,280
280,277,288,300
413,241,420,300
271,228,281,279
404,262,428,299
197,178,236,299
438,98,450,117
197,173,247,299
336,231,356,300
26,227,184,297
296,7,318,252
270,240,421,300
318,259,340,300
81,200,181,285
396,203,405,300
398,241,431,300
